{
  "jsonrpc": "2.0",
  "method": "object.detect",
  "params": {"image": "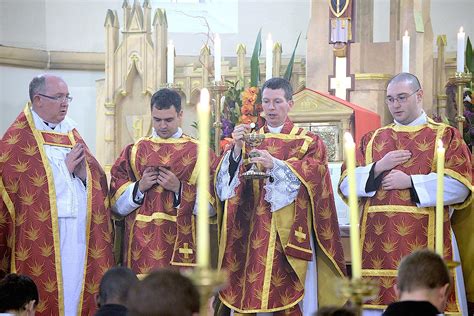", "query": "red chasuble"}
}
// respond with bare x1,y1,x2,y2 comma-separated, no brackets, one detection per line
216,120,346,315
110,136,217,273
340,119,473,313
0,105,114,315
